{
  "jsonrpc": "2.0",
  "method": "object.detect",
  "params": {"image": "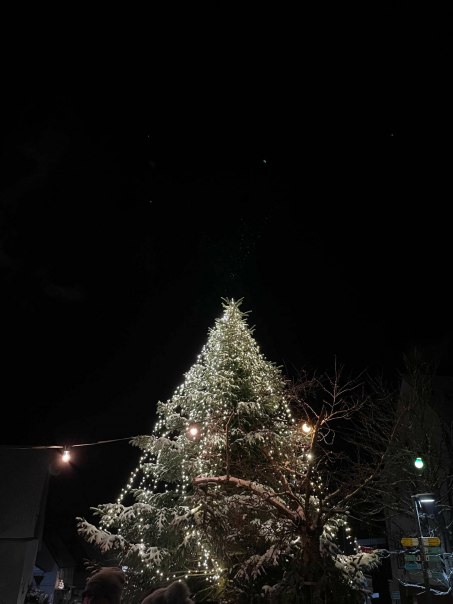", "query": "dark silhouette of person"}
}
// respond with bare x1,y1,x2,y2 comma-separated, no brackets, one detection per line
140,579,194,604
82,566,125,604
